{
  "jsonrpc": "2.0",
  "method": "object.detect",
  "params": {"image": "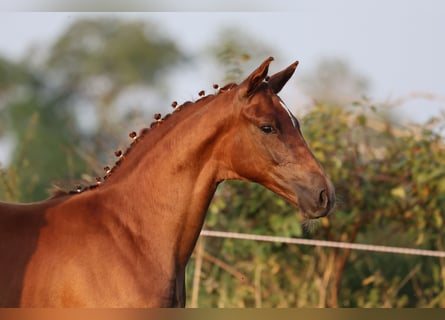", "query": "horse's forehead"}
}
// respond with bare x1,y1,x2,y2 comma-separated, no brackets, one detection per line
252,91,298,129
